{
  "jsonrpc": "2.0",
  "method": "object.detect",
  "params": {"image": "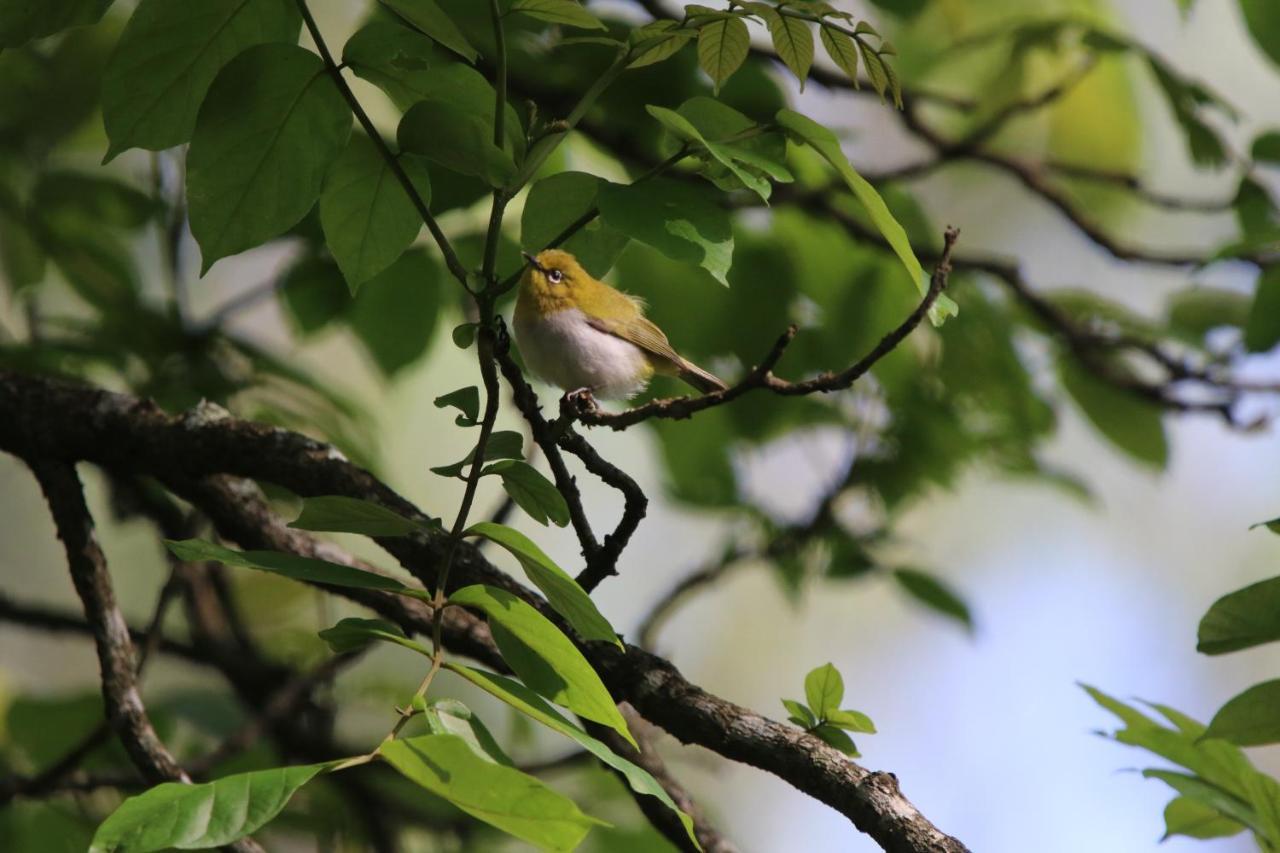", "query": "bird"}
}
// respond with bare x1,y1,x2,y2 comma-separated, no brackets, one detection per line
513,249,728,401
